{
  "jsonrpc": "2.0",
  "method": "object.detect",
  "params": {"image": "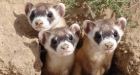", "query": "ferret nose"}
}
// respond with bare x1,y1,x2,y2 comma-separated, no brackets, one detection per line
35,20,43,27
105,42,113,49
61,44,69,50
